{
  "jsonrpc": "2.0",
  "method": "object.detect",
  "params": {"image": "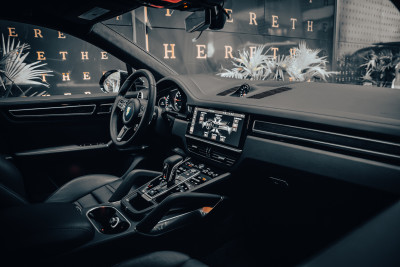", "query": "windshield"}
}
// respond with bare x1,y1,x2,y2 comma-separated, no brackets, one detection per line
111,0,400,88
